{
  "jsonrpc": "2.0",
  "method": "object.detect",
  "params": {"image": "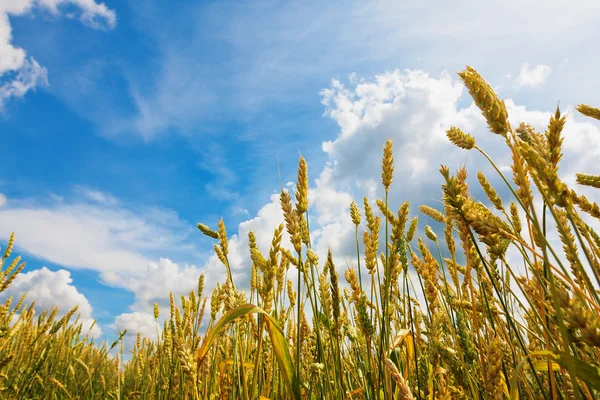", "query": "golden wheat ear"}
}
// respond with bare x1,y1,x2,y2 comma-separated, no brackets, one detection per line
446,126,476,150
577,104,600,121
576,173,600,189
458,66,511,137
